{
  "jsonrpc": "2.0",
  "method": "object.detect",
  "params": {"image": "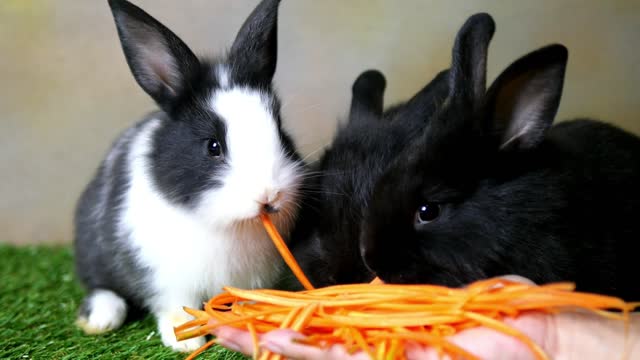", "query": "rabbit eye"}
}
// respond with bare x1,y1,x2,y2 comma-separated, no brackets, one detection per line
415,203,440,224
207,138,222,157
